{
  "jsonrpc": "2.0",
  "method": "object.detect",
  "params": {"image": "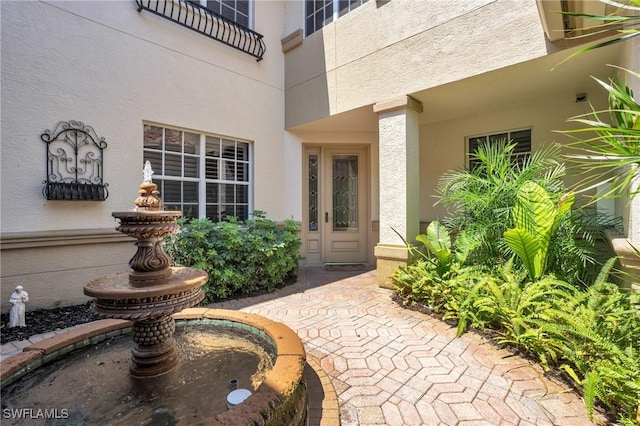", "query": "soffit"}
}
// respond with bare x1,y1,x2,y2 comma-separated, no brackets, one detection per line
288,42,622,132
